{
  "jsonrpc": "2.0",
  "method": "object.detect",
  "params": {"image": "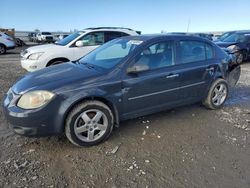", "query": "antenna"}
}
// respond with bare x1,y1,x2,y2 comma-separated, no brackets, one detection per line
187,19,191,32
